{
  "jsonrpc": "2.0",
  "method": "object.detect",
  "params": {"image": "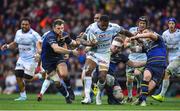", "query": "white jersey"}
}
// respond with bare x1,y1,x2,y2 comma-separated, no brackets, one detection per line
14,28,41,61
128,27,147,61
85,22,124,53
162,29,180,61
